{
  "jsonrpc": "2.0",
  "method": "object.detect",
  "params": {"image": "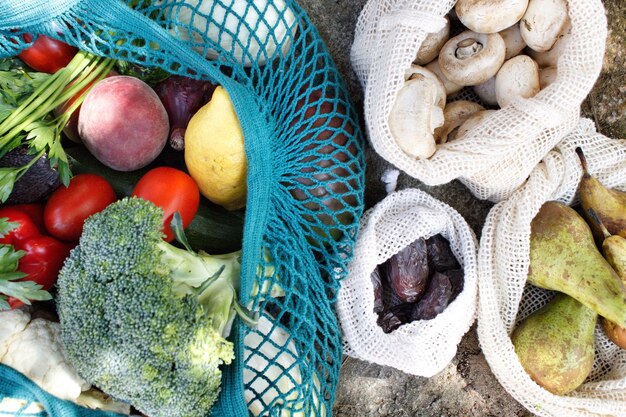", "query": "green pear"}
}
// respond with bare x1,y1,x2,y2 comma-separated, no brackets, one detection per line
512,293,596,395
576,147,626,243
528,201,626,326
588,209,626,349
